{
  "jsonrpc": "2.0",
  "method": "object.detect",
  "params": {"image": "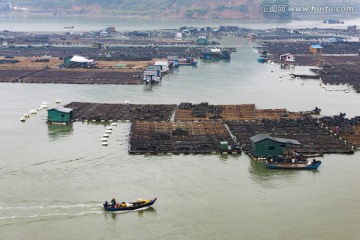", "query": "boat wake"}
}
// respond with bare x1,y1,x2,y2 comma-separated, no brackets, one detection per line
0,203,103,222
